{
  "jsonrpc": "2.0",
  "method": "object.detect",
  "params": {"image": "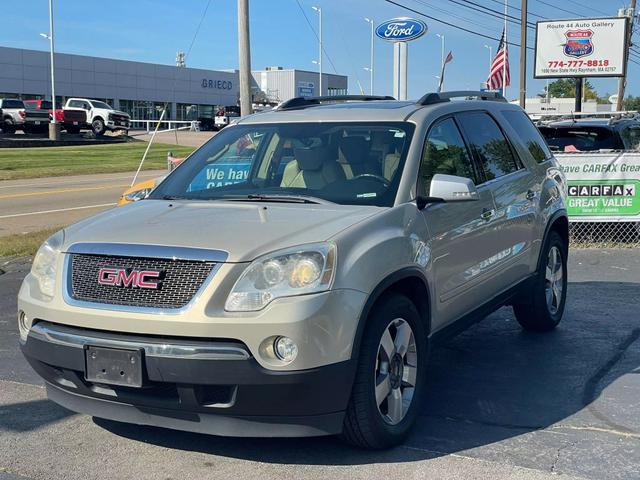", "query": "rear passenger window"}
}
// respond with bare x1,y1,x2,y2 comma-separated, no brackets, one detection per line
418,117,476,195
502,110,552,163
457,112,519,182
